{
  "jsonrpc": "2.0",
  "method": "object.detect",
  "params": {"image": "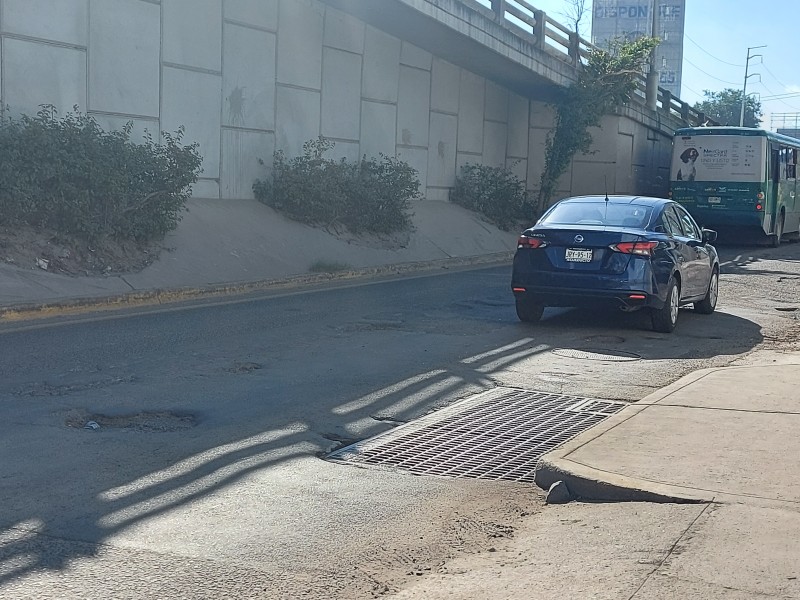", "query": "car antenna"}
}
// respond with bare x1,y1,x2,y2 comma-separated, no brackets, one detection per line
604,176,609,222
